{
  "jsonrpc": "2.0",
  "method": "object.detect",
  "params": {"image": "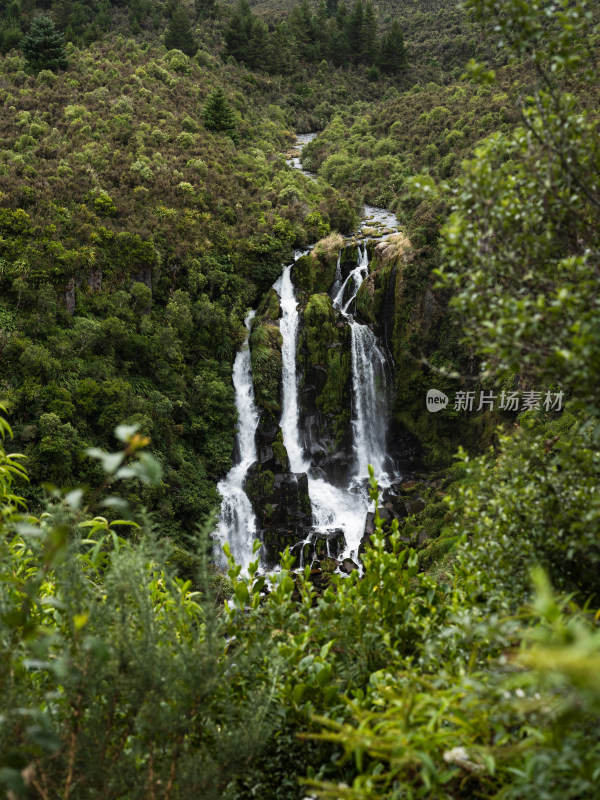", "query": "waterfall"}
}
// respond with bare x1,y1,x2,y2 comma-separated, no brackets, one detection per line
213,311,260,570
275,253,378,563
276,264,309,473
217,132,399,570
333,243,369,314
331,251,342,299
334,244,390,479
350,321,388,477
